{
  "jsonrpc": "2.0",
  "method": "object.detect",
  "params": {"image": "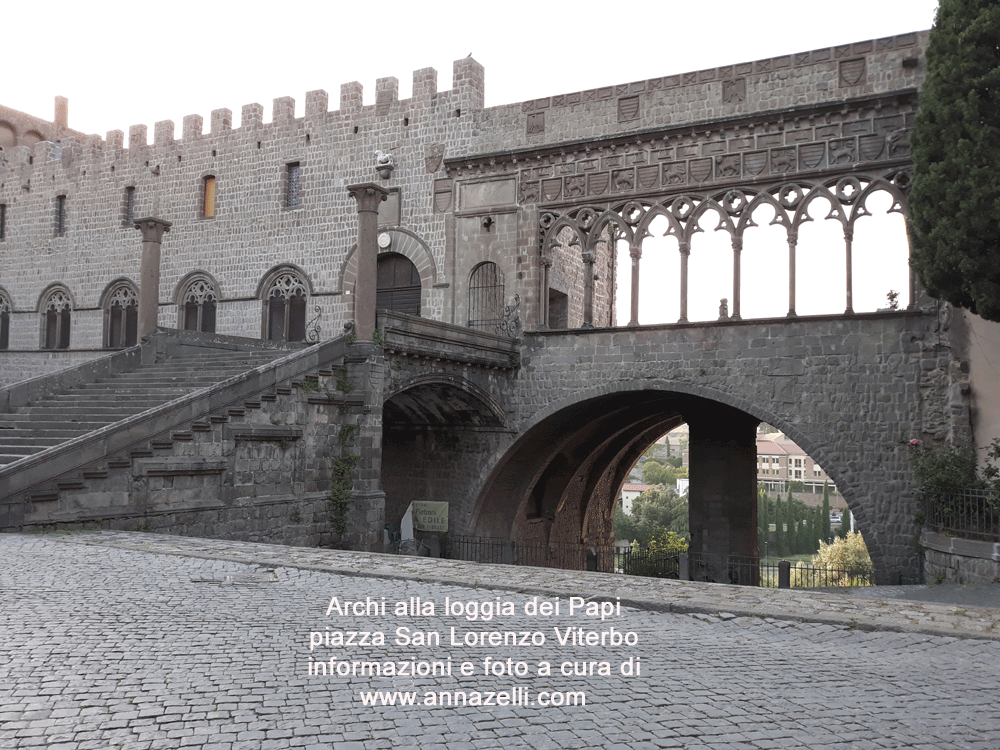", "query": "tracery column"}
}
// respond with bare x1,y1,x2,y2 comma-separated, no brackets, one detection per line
539,255,552,329
787,228,797,317
731,236,743,320
581,250,595,328
628,241,642,327
844,226,855,314
134,217,172,341
678,240,690,324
